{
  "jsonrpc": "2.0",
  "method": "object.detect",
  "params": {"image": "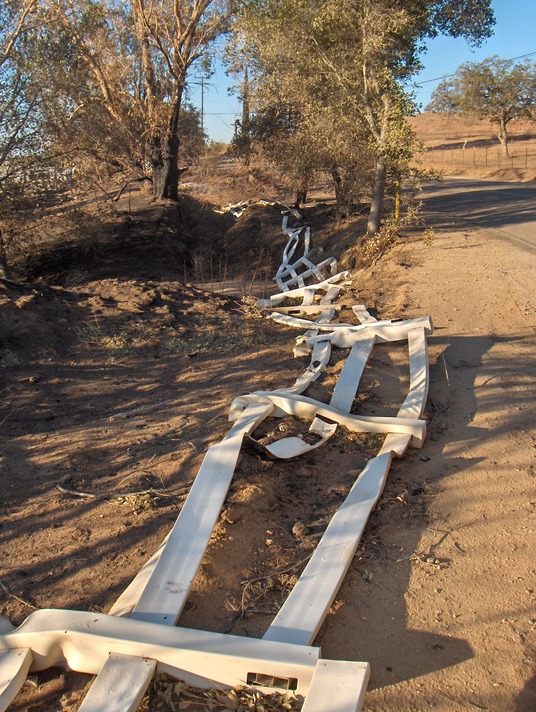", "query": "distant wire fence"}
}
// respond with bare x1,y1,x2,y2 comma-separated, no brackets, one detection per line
418,142,536,172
